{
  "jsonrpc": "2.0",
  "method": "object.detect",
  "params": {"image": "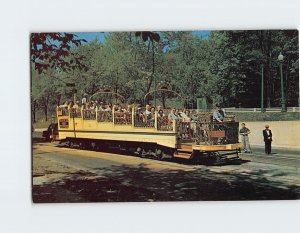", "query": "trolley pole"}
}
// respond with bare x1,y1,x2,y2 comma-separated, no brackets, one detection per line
261,64,265,112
